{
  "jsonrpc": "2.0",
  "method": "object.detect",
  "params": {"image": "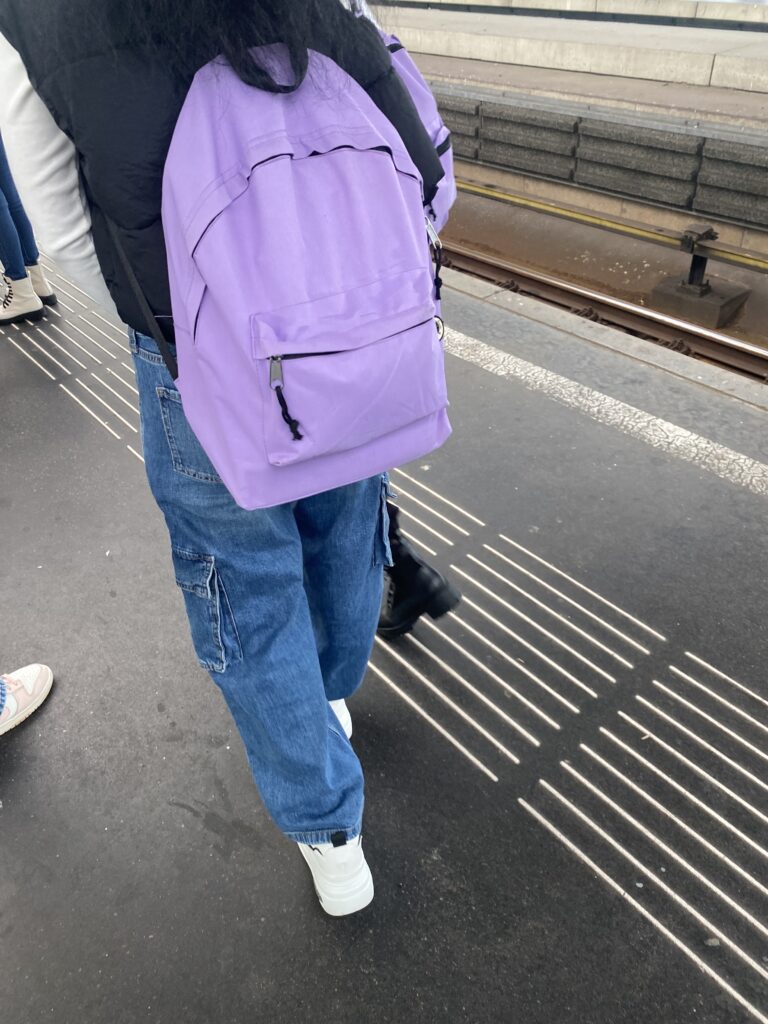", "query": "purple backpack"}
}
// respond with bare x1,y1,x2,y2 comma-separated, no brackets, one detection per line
161,46,452,510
